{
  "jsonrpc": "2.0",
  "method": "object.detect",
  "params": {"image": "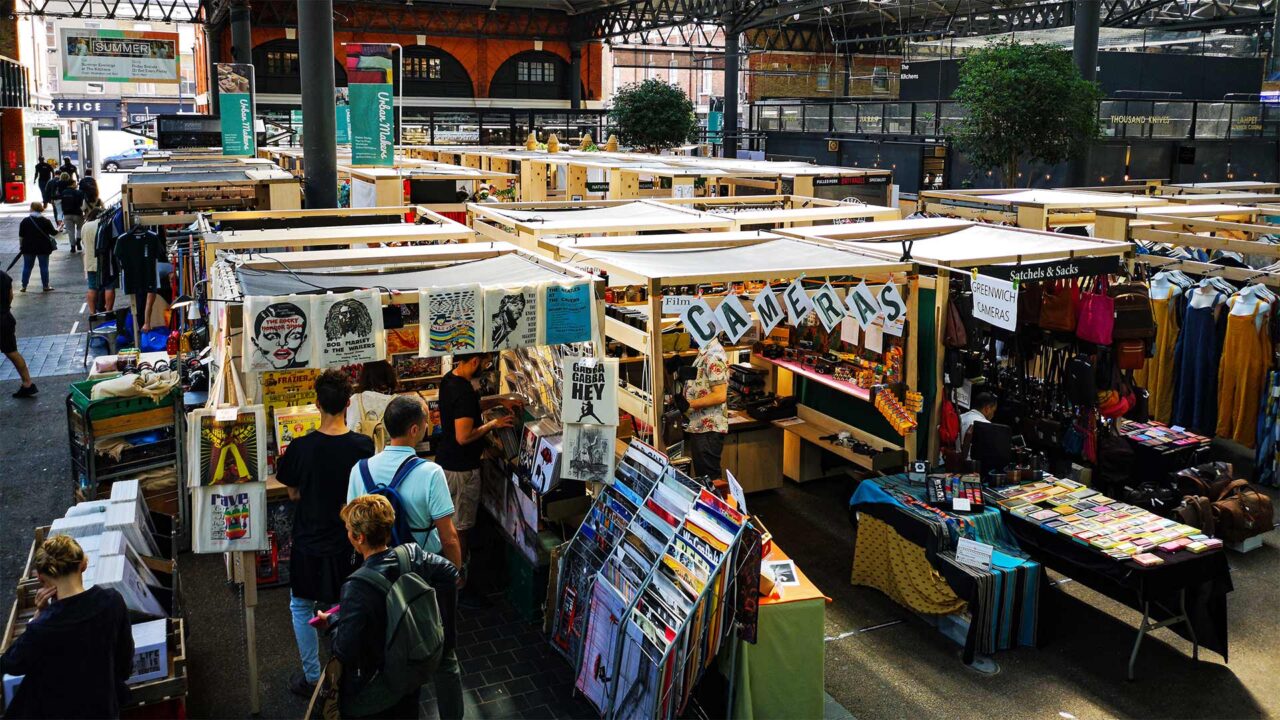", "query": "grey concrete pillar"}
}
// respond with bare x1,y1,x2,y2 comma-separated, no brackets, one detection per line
723,29,739,158
297,0,337,208
230,1,252,65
